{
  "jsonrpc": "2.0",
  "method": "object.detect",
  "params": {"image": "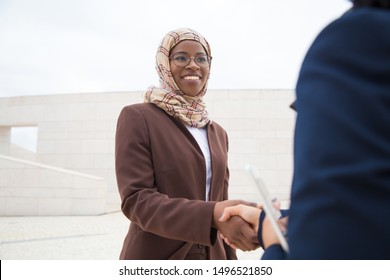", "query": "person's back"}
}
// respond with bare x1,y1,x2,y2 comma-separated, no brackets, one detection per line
288,1,390,259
